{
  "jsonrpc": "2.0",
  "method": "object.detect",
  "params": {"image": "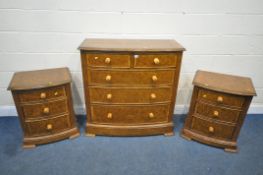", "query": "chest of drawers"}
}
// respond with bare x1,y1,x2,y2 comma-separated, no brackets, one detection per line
79,39,185,136
181,70,256,152
8,68,80,148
